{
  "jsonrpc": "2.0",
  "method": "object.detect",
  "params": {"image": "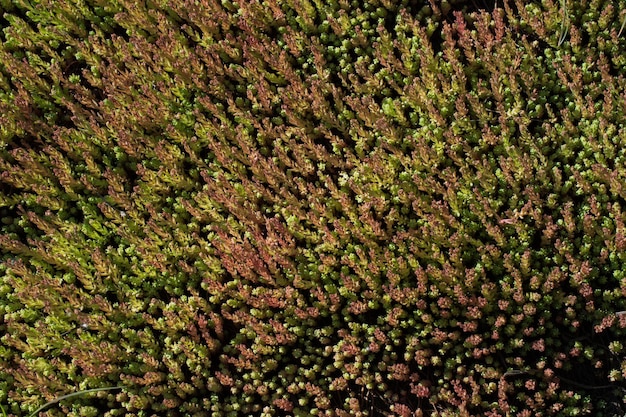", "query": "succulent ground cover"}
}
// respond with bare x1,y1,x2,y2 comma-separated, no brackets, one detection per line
1,0,626,415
